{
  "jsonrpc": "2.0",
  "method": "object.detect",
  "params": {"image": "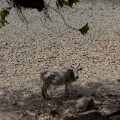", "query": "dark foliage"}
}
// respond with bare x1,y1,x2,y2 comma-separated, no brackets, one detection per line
14,0,45,11
0,0,89,35
0,8,11,28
